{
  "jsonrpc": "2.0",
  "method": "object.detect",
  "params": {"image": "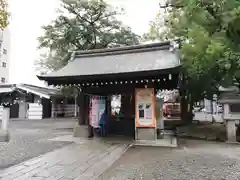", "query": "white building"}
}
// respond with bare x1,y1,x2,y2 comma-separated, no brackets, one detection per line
0,27,10,84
